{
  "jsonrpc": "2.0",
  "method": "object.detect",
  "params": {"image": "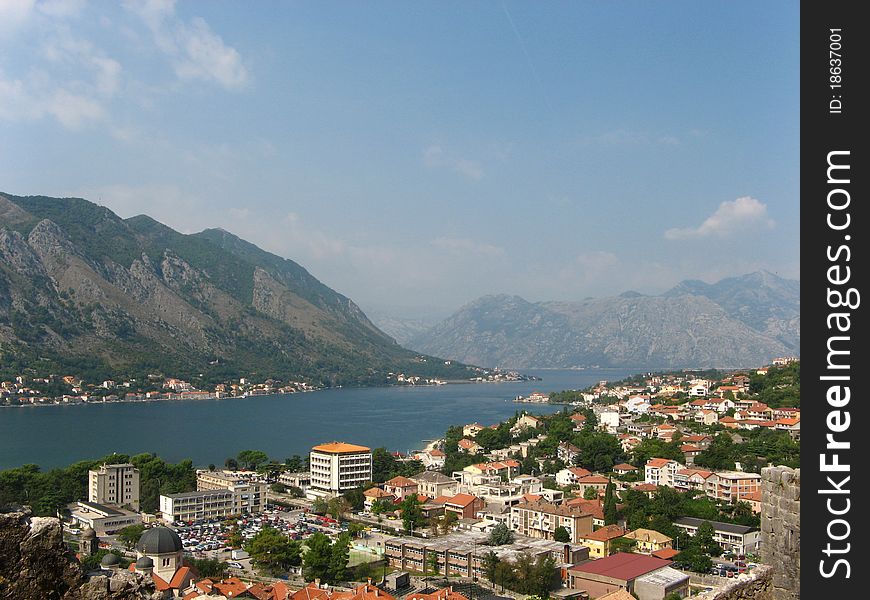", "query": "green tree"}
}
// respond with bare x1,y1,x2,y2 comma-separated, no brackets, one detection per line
343,488,366,512
489,522,514,546
237,450,269,470
328,497,350,520
228,524,243,549
225,458,239,470
427,551,440,575
187,557,229,579
482,550,500,582
603,479,617,525
303,532,334,582
117,524,145,550
311,497,329,515
271,482,288,494
553,526,571,543
583,486,599,500
328,533,351,582
399,495,424,533
245,527,302,576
